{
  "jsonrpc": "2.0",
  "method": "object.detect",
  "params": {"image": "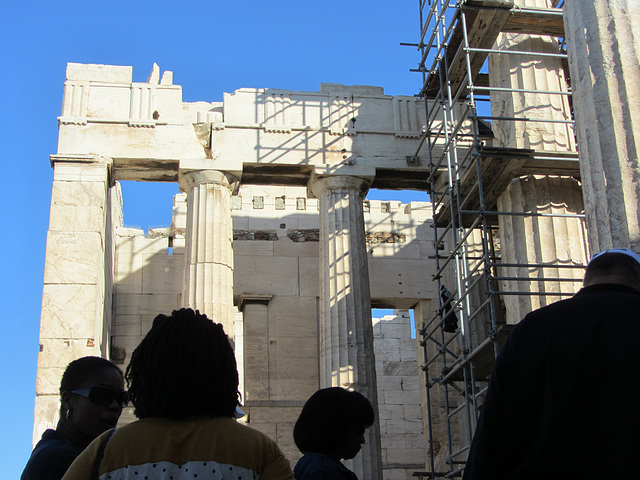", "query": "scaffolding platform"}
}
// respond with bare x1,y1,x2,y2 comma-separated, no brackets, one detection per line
423,0,566,99
415,0,577,477
433,147,580,228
